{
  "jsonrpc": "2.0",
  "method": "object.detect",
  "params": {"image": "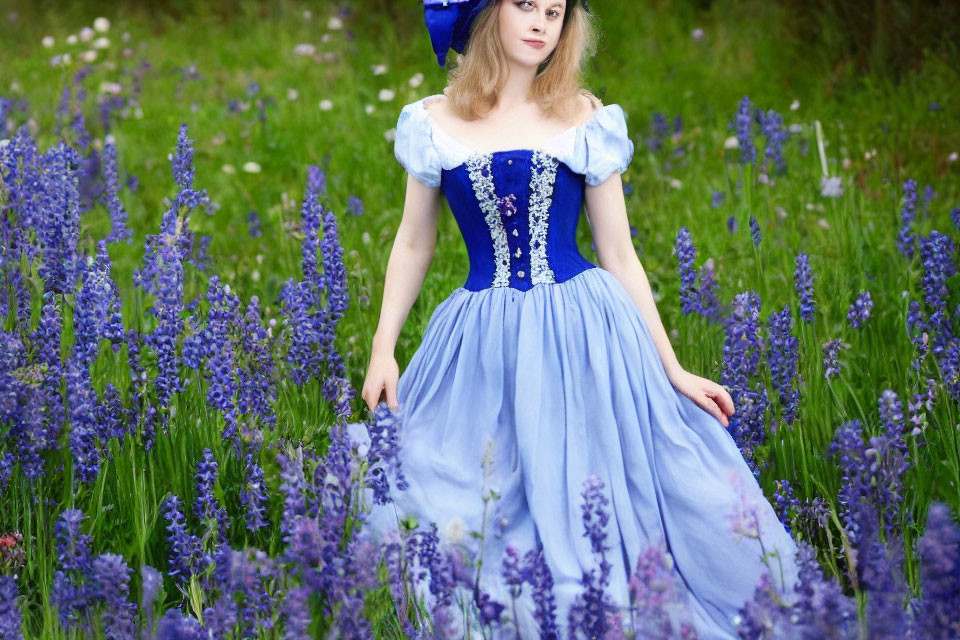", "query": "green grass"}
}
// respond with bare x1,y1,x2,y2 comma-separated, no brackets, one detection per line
0,0,959,637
